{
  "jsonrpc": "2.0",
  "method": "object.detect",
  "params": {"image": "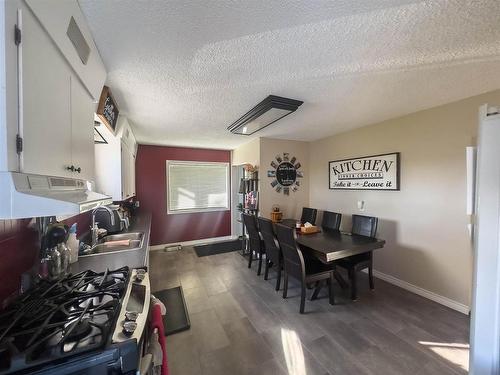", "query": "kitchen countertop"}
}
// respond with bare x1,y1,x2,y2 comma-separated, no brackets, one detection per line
71,211,152,273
